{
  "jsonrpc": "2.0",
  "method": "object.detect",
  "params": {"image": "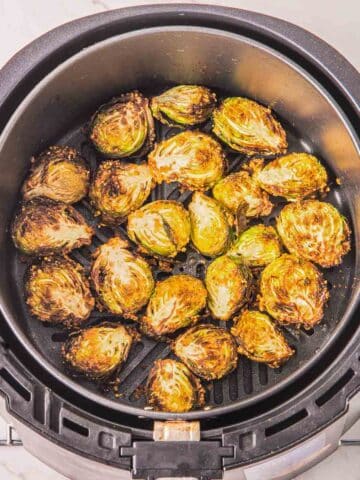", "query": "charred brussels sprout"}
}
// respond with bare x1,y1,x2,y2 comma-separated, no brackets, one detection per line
12,198,93,255
89,160,154,225
189,192,231,257
146,359,205,412
205,256,252,321
25,256,94,328
127,200,190,258
259,254,328,329
212,171,273,217
63,323,136,380
277,200,351,268
148,131,225,191
173,324,238,380
255,153,328,201
89,91,155,158
212,97,287,156
228,225,282,268
231,310,294,368
22,146,90,204
151,85,216,127
141,274,207,338
91,237,154,317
